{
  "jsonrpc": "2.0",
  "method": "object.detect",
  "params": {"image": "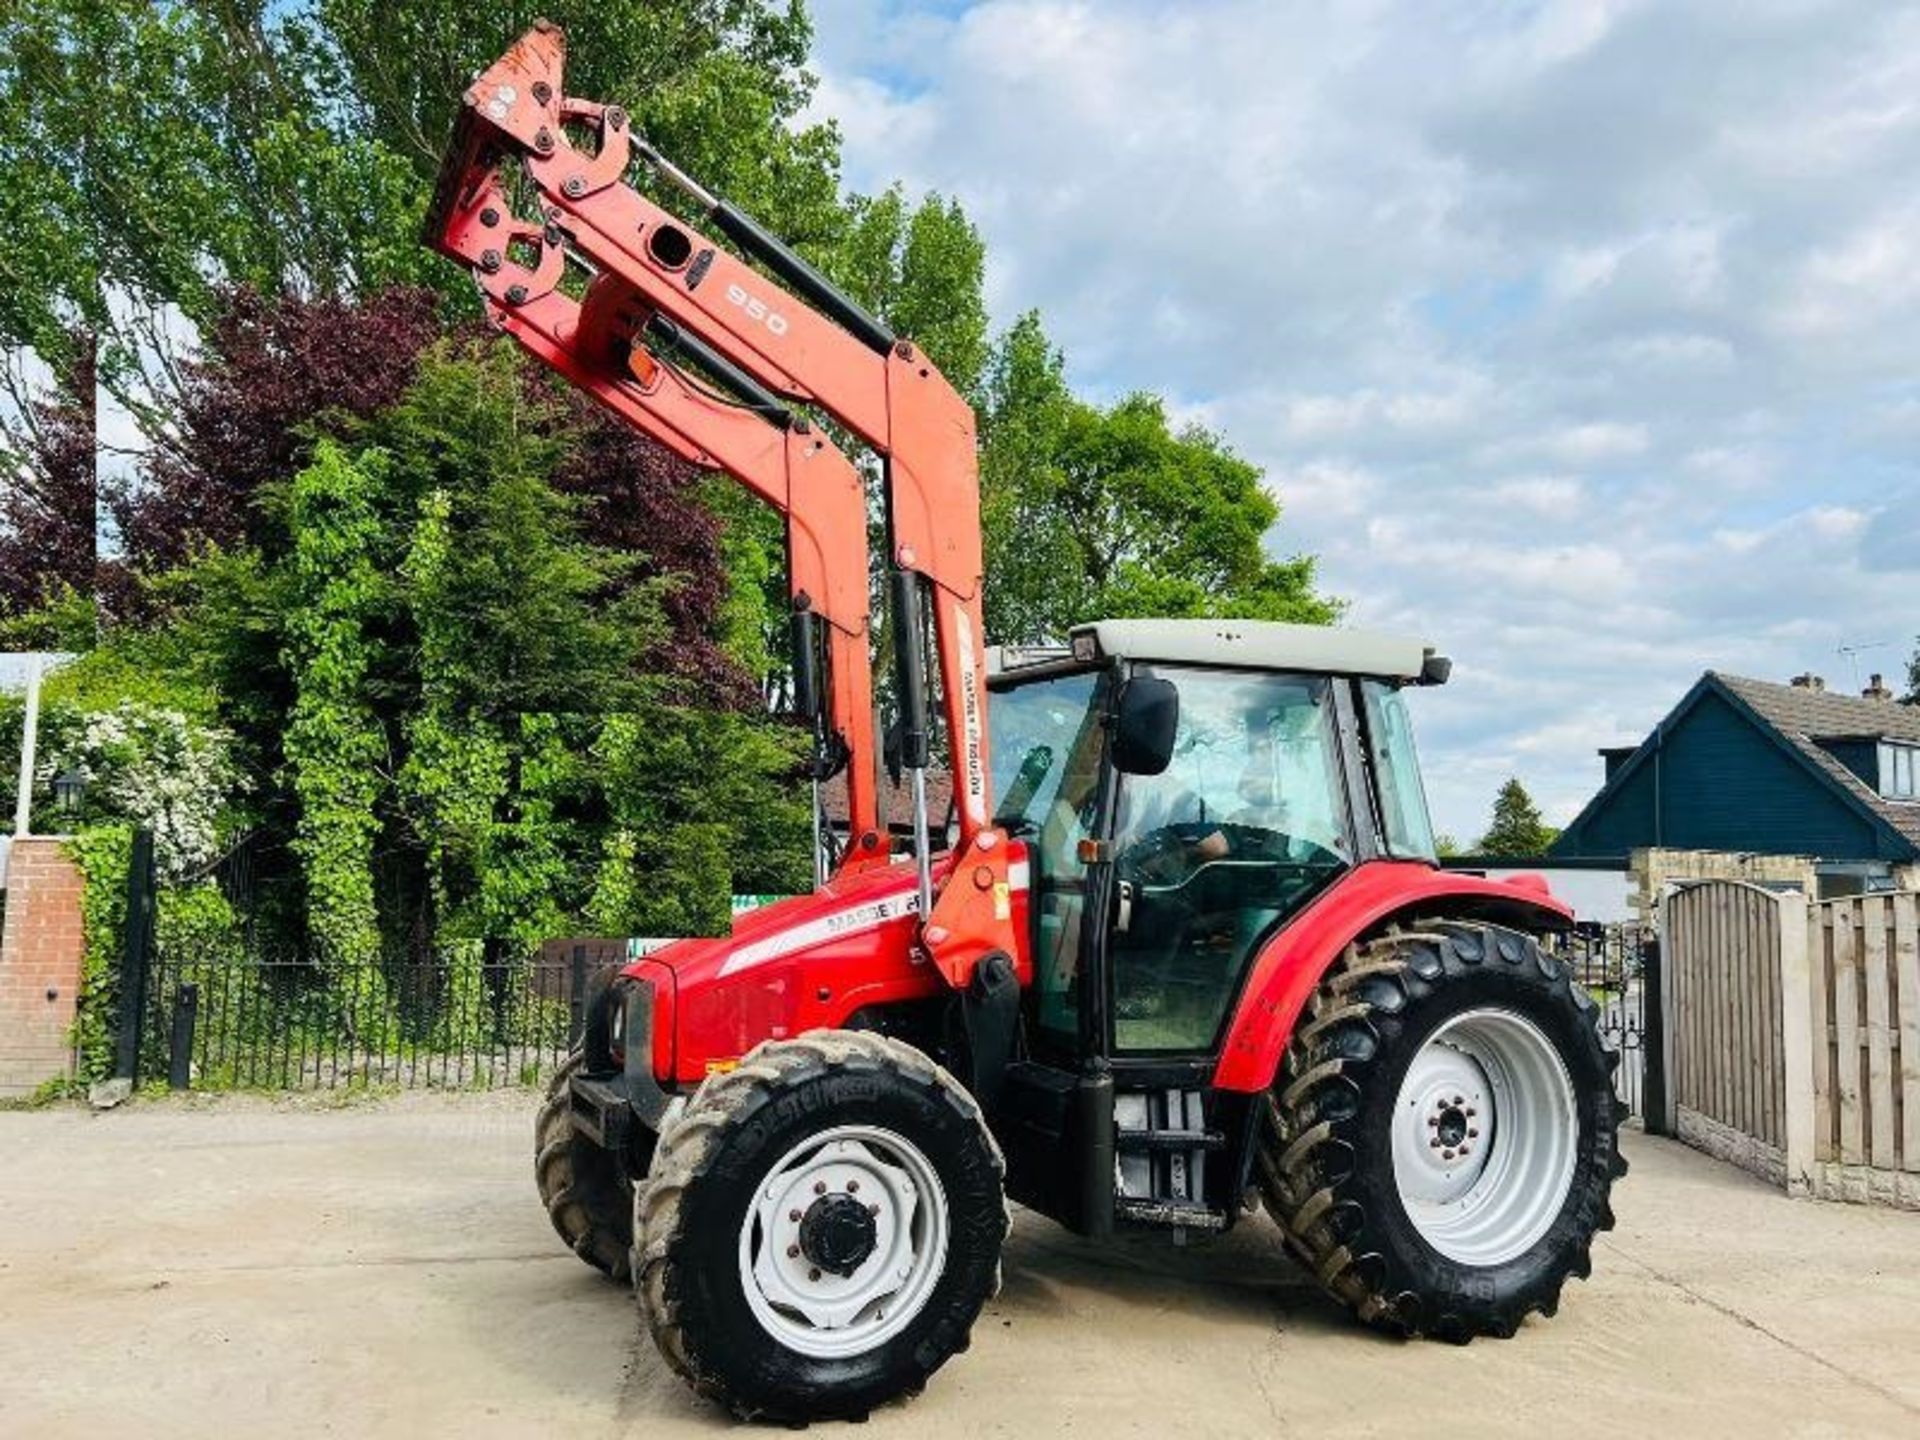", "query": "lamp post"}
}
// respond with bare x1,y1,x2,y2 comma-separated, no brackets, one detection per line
12,654,41,838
